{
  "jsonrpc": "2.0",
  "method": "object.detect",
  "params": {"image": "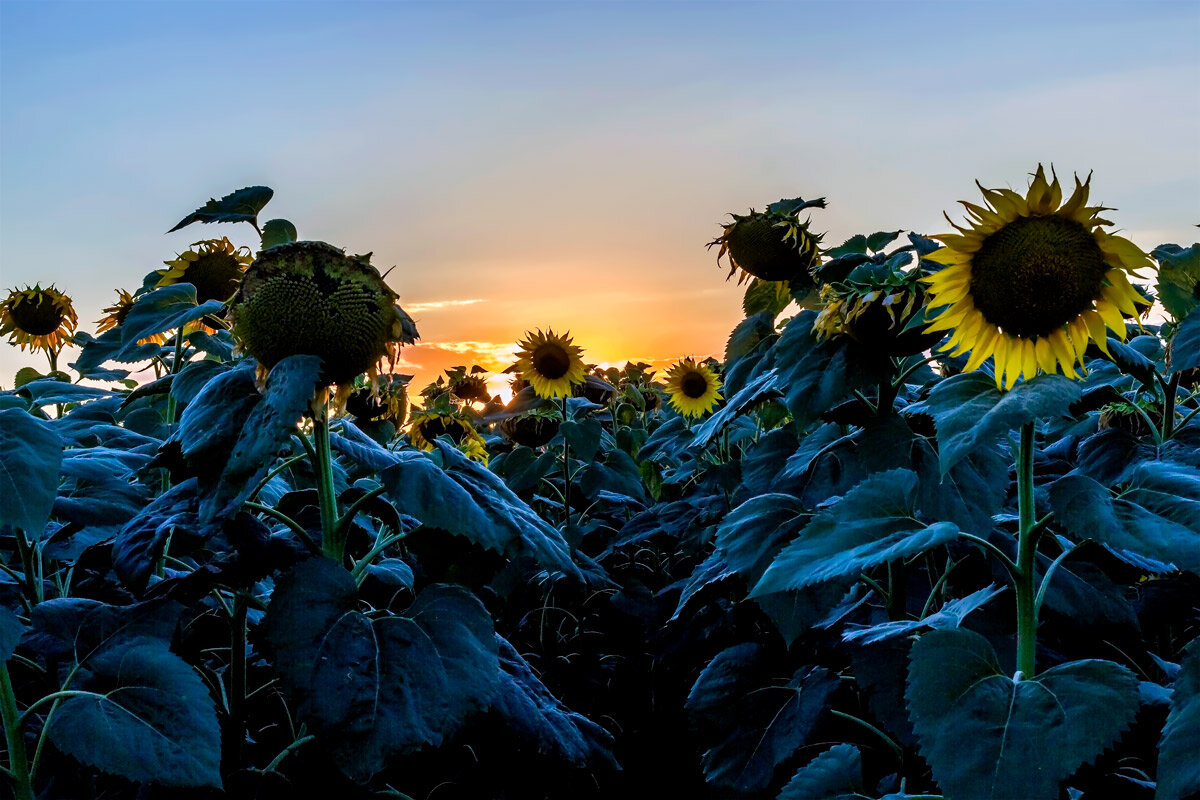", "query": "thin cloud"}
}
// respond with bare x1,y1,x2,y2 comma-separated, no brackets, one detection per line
405,298,487,313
